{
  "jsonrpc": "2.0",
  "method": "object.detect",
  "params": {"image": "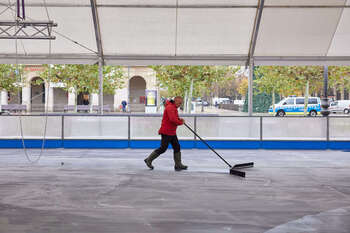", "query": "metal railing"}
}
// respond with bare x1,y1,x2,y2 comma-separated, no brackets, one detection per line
1,114,350,142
